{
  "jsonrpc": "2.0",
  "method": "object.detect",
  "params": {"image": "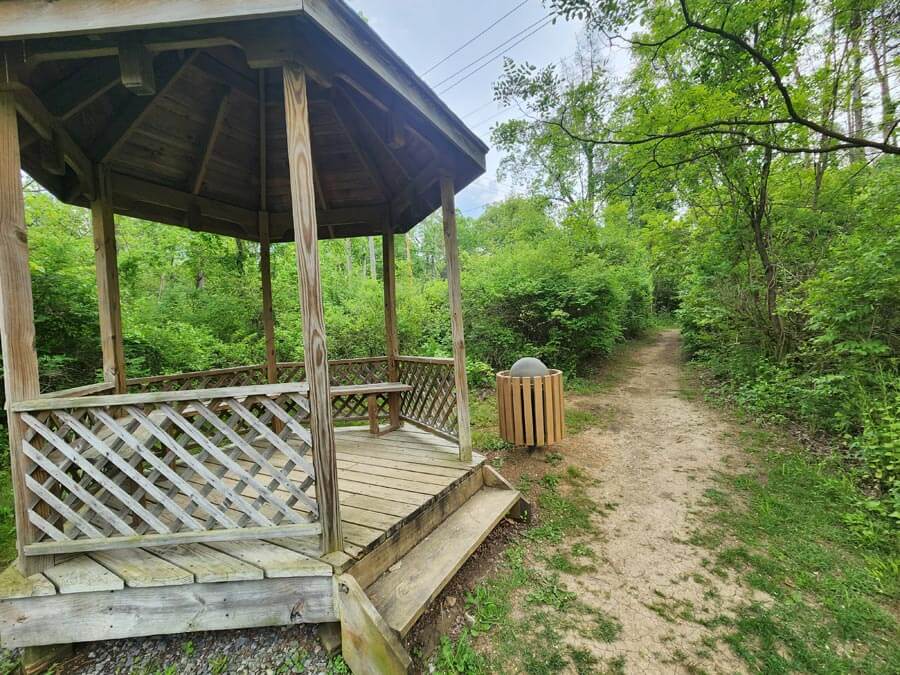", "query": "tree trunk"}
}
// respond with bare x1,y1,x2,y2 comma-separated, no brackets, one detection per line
868,22,896,142
748,147,784,355
849,8,865,161
344,239,353,279
367,236,377,280
404,233,414,281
